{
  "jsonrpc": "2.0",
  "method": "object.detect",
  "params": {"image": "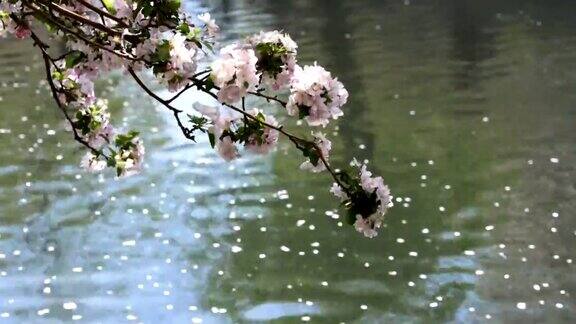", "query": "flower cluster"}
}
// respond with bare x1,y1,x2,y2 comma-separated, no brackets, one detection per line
194,104,279,160
248,30,298,90
210,45,260,104
51,65,144,177
287,64,349,127
198,13,219,37
135,28,201,91
73,99,114,148
3,0,393,237
0,1,30,39
330,160,392,238
112,131,145,177
54,68,96,108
